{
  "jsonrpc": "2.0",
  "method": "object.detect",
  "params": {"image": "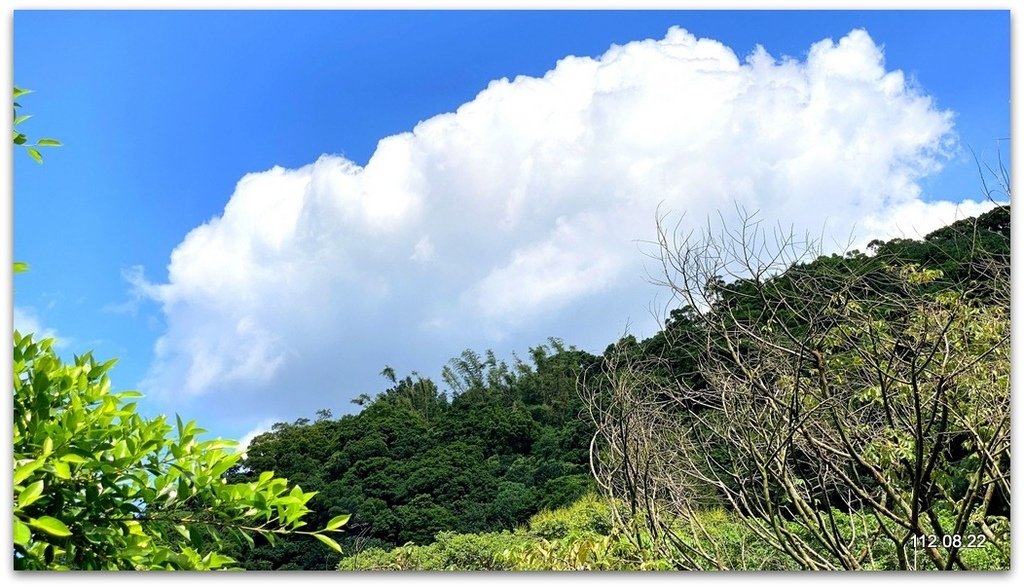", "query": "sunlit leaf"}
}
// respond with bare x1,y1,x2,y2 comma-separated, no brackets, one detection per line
18,480,45,508
174,525,191,542
53,461,72,480
14,459,43,485
29,516,71,538
312,533,342,553
326,513,351,531
13,519,31,547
